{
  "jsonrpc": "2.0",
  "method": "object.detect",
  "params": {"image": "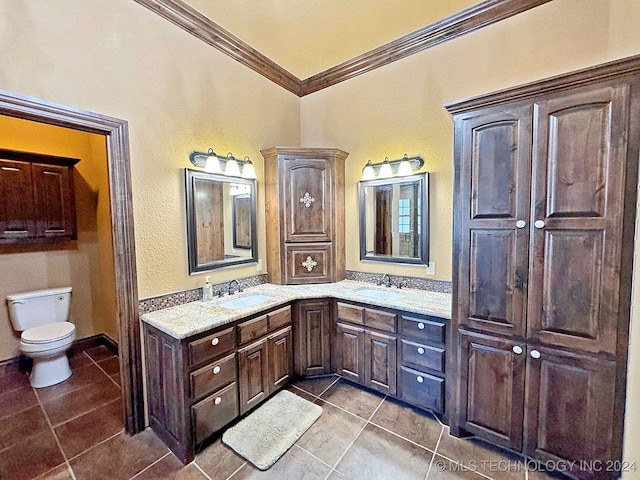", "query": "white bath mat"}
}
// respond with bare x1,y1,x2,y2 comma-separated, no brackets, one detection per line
222,389,323,470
